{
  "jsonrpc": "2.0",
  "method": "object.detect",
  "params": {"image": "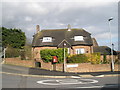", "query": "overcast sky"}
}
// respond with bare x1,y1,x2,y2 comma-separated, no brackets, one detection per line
1,0,119,50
